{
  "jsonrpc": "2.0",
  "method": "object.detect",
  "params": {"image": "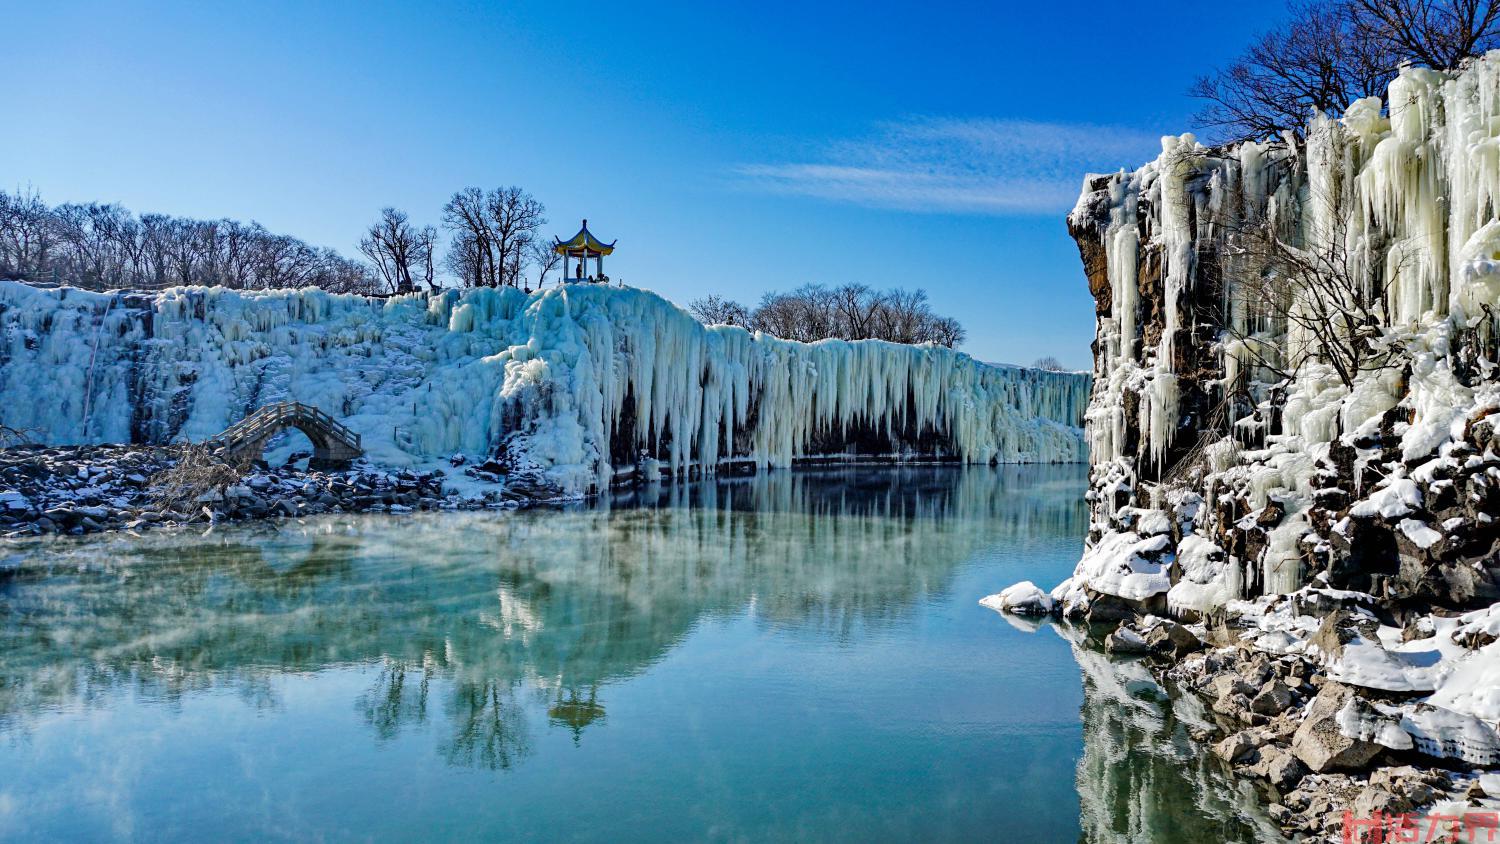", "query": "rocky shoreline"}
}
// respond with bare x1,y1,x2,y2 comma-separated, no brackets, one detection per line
0,443,532,540
989,592,1500,841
